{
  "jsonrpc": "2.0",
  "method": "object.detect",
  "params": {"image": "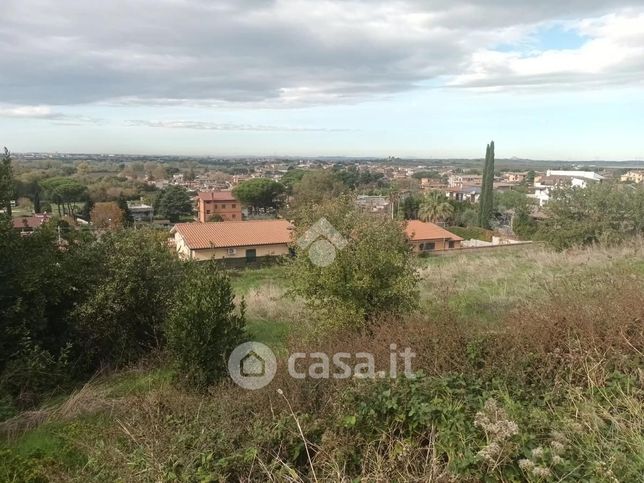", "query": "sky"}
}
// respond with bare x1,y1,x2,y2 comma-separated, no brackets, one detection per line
1,0,644,160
